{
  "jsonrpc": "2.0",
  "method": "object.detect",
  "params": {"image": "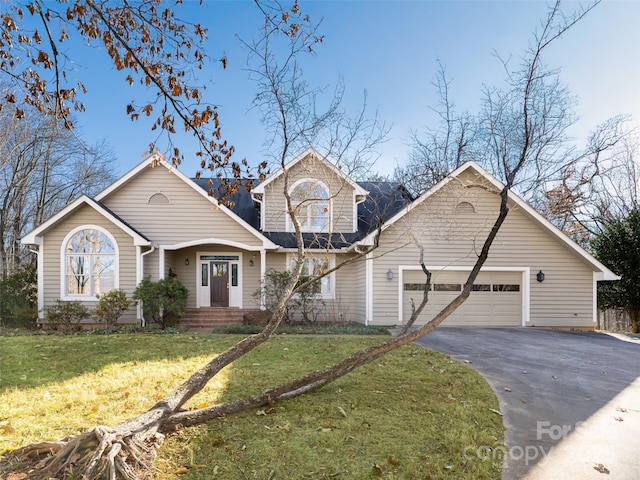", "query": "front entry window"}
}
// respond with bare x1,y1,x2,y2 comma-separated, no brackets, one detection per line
201,264,209,286
64,227,116,297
